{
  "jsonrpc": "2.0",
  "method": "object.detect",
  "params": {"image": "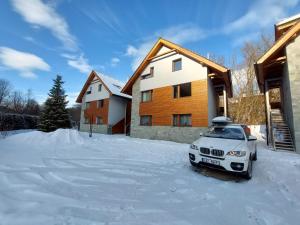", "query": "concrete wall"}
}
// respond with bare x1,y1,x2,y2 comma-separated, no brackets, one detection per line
130,77,207,143
286,34,300,153
108,95,127,125
207,78,217,126
140,49,207,91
